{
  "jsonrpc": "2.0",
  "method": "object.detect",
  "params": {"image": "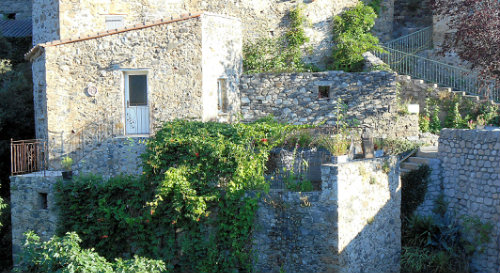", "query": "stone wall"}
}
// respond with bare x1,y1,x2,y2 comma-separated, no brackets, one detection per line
253,157,401,273
33,0,59,45
0,0,32,19
32,14,241,165
201,13,242,122
32,0,394,68
76,137,146,177
240,71,420,139
438,129,500,273
10,172,61,262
